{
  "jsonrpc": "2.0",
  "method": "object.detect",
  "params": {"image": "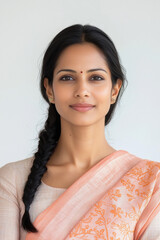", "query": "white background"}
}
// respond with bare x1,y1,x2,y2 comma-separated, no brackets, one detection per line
0,0,160,167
